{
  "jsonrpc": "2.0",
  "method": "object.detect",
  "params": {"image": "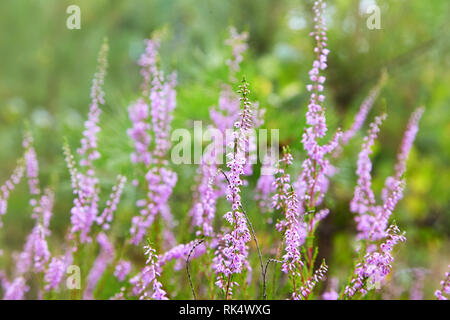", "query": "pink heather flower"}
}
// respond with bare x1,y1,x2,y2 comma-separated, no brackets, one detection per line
77,40,108,168
210,86,241,136
350,114,386,240
130,167,177,245
31,188,54,235
97,175,126,230
435,265,450,300
135,38,177,160
16,224,50,274
382,107,424,202
254,170,276,214
341,84,383,146
294,261,328,300
128,39,178,246
114,260,132,282
138,38,160,97
190,156,220,237
130,244,168,300
149,62,177,159
23,132,40,197
2,276,29,300
225,27,249,81
127,99,152,165
213,80,254,298
345,224,406,298
0,159,25,226
44,257,67,292
272,152,304,278
66,41,108,244
159,240,206,271
297,0,342,212
84,232,115,299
